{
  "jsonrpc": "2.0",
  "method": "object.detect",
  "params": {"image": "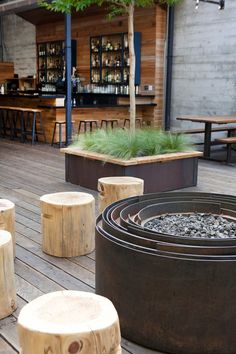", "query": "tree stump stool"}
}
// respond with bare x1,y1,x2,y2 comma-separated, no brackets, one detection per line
18,290,121,354
98,176,144,212
40,192,95,257
0,230,17,319
0,199,15,257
